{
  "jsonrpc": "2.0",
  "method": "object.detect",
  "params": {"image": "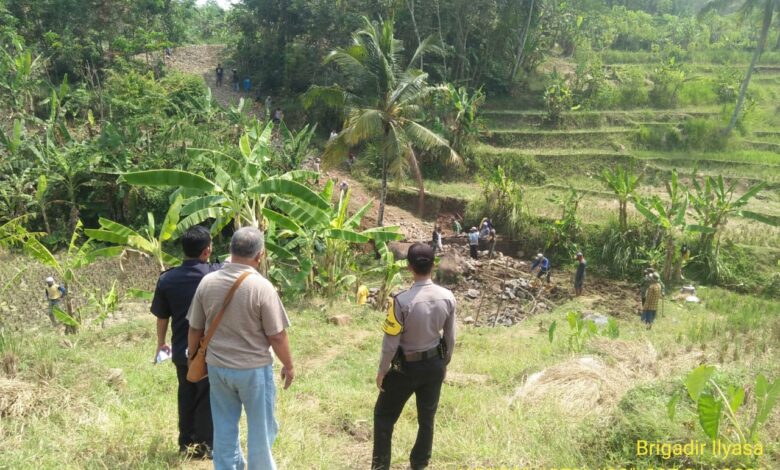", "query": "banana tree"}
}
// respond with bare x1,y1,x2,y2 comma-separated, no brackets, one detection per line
119,124,326,236
84,195,184,271
633,170,699,284
688,174,773,282
360,241,408,311
265,180,403,296
601,166,641,231
24,221,123,332
0,42,45,117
